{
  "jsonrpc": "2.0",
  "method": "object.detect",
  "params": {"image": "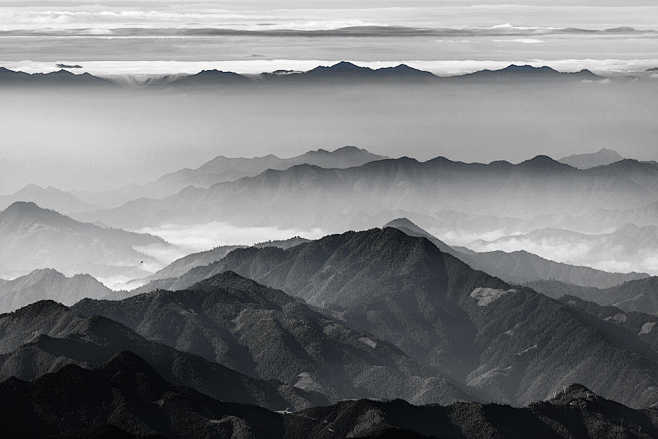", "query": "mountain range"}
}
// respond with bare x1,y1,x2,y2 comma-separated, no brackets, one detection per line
0,300,323,411
0,201,172,280
0,62,608,90
75,146,387,208
3,354,656,439
0,268,114,313
84,155,658,233
0,67,113,87
75,271,472,405
128,227,658,408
